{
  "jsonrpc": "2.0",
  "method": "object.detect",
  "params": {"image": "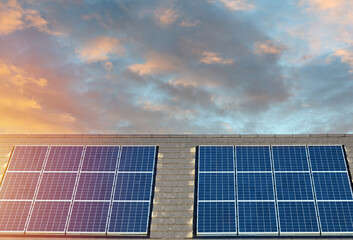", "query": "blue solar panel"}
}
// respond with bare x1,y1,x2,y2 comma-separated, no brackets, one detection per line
82,146,119,171
36,173,77,200
0,201,31,232
308,145,347,171
278,201,319,234
197,201,236,234
318,201,353,234
108,202,150,234
236,146,271,171
27,201,71,232
237,173,274,200
67,202,110,233
0,172,40,200
238,202,277,234
114,173,152,201
272,146,309,171
8,146,48,171
199,173,235,201
275,173,314,200
45,146,83,171
119,146,155,172
313,172,353,200
75,173,114,200
199,146,234,171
